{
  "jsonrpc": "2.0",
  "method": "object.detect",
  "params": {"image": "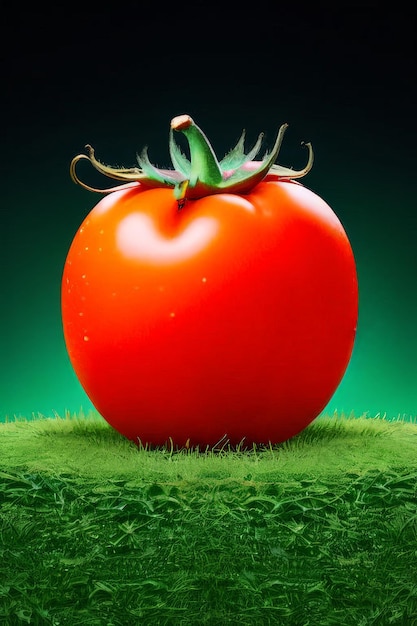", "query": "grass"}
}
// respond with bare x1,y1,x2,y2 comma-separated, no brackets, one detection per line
1,412,417,625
